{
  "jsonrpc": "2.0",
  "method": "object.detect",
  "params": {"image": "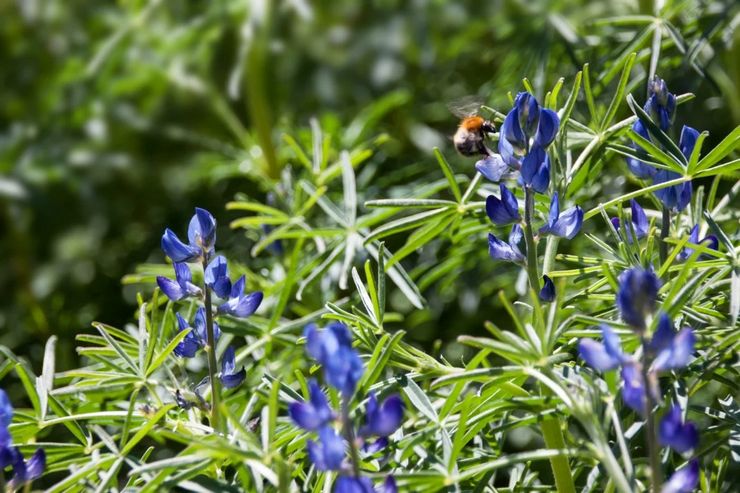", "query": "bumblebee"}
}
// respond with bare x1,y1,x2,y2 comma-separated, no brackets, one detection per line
449,97,495,156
